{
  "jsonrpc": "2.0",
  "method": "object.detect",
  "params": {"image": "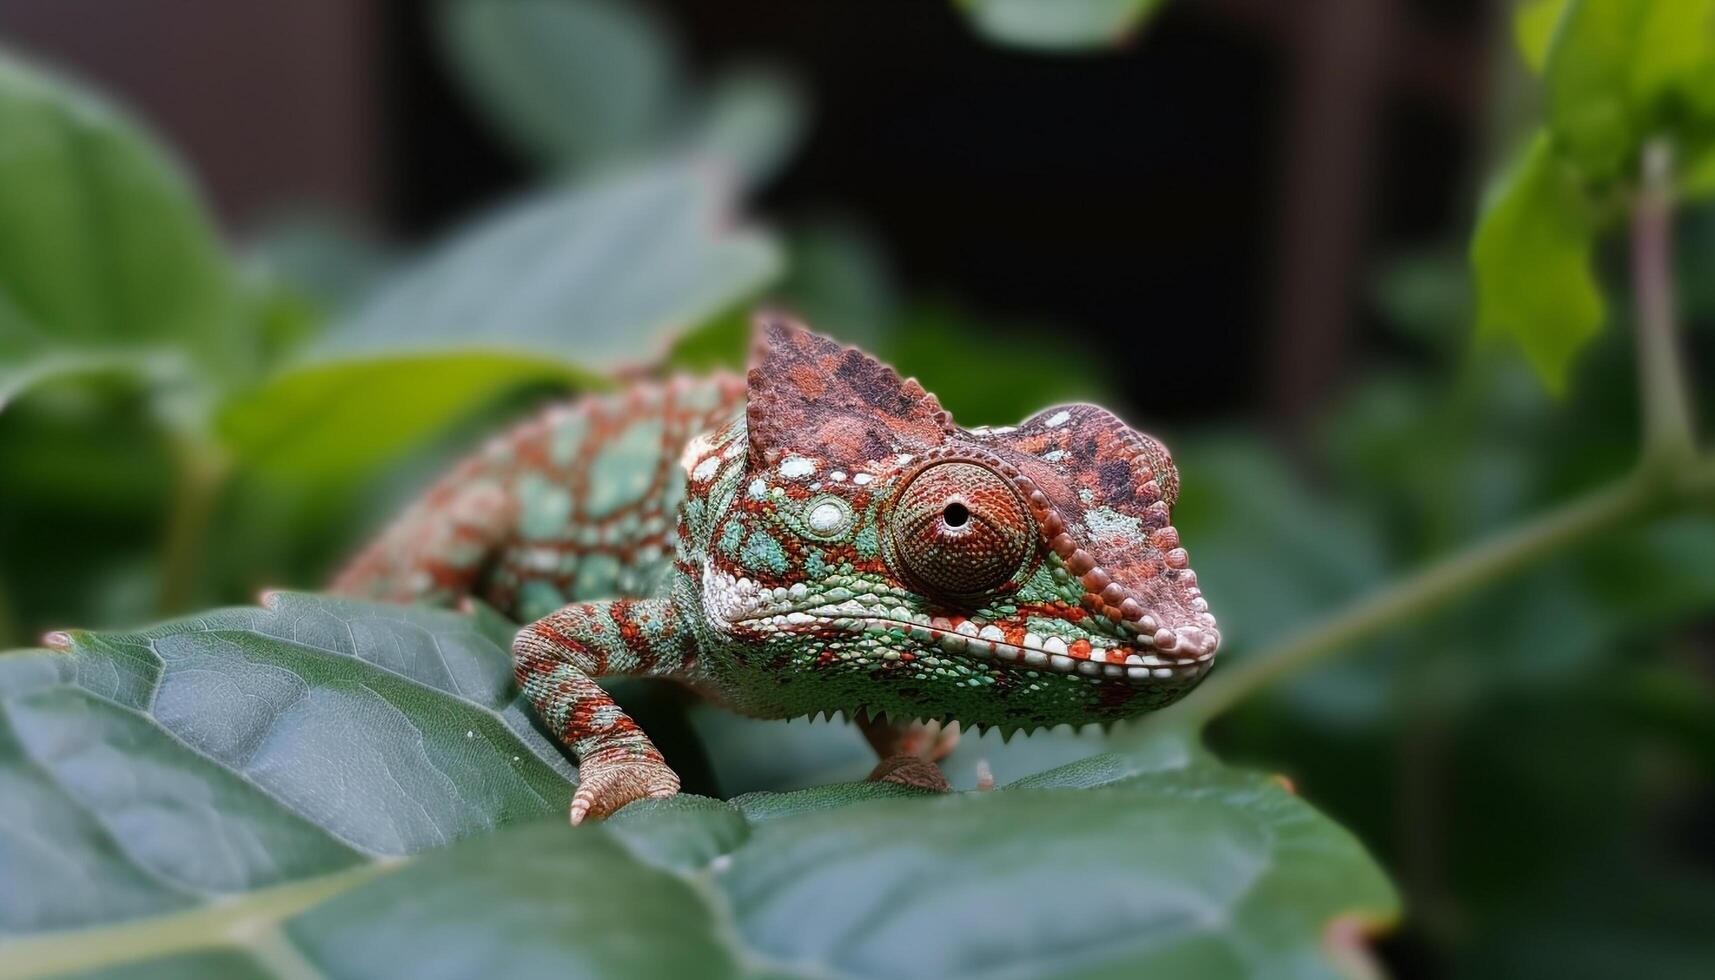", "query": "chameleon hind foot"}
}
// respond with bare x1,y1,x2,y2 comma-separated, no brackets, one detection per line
858,714,960,762
867,754,952,792
569,747,680,824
